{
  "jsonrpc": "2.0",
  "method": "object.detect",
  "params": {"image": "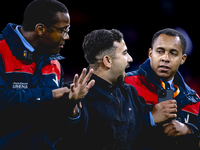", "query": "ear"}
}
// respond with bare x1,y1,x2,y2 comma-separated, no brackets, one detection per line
180,54,187,65
102,55,112,69
148,48,152,59
35,23,45,37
